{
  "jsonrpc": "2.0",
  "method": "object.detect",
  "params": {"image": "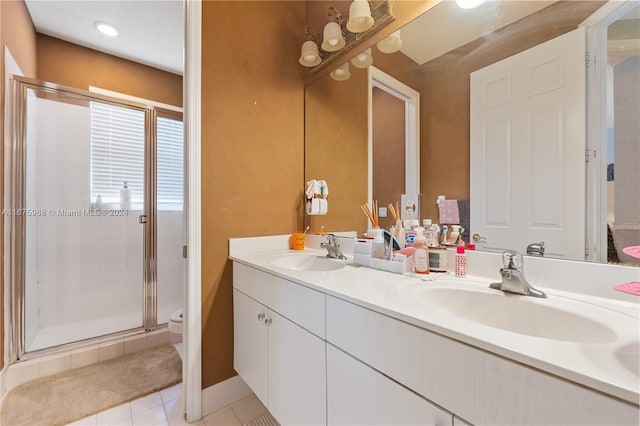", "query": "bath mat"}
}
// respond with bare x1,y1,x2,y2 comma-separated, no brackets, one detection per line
614,281,640,296
1,344,181,426
245,412,280,426
622,246,640,259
